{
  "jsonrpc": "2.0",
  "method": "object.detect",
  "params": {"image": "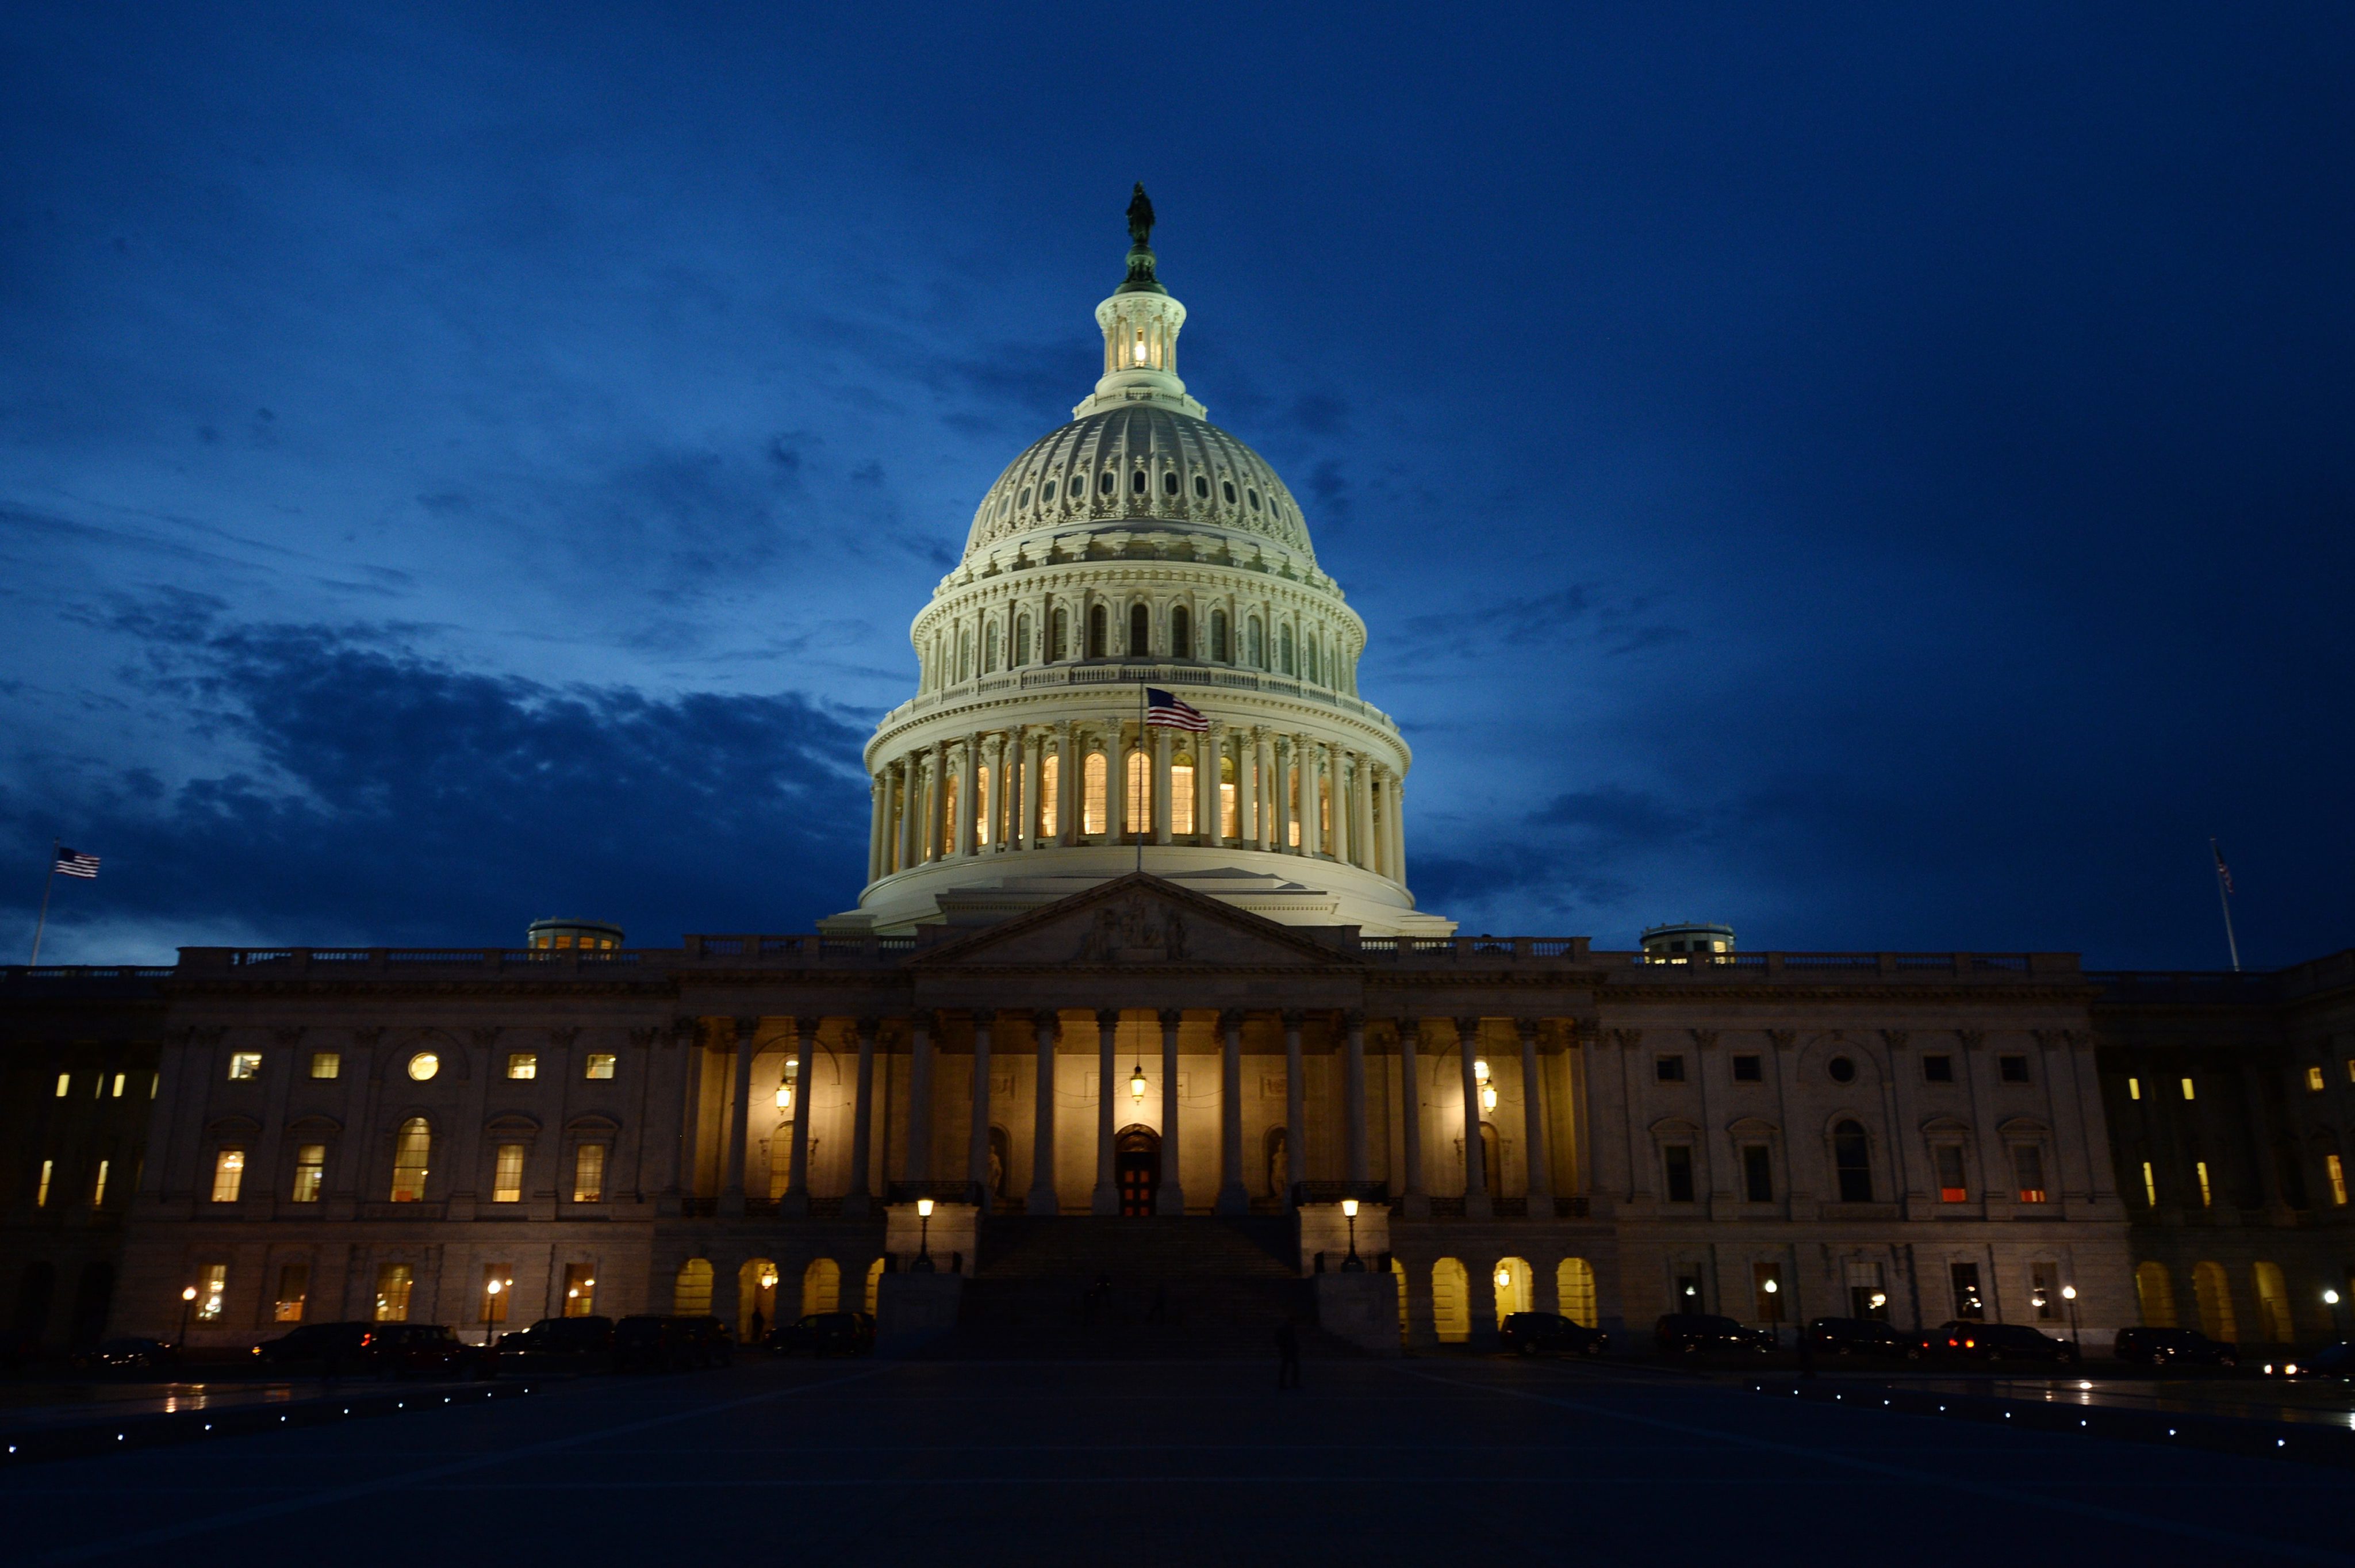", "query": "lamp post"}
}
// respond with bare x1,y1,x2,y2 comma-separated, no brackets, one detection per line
2061,1285,2081,1355
2325,1288,2345,1341
1762,1275,1780,1348
177,1285,197,1349
913,1195,936,1273
481,1276,504,1346
1340,1197,1364,1272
